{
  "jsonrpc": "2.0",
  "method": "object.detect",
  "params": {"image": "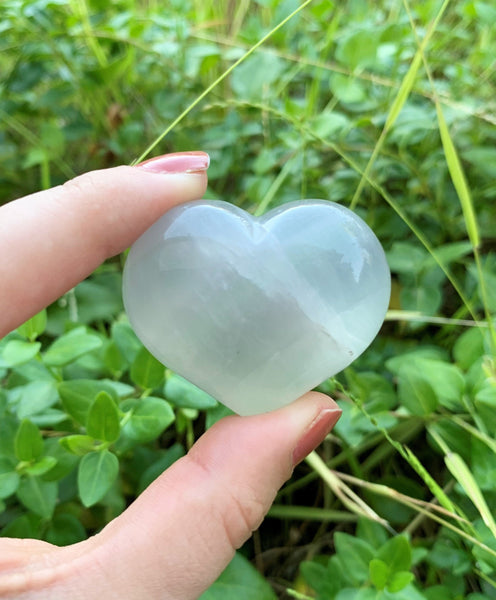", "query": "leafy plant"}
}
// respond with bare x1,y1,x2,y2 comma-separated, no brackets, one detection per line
1,0,496,598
